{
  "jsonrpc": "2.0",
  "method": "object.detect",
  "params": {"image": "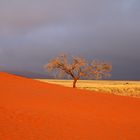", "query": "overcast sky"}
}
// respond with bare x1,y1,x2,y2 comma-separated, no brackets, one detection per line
0,0,140,79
